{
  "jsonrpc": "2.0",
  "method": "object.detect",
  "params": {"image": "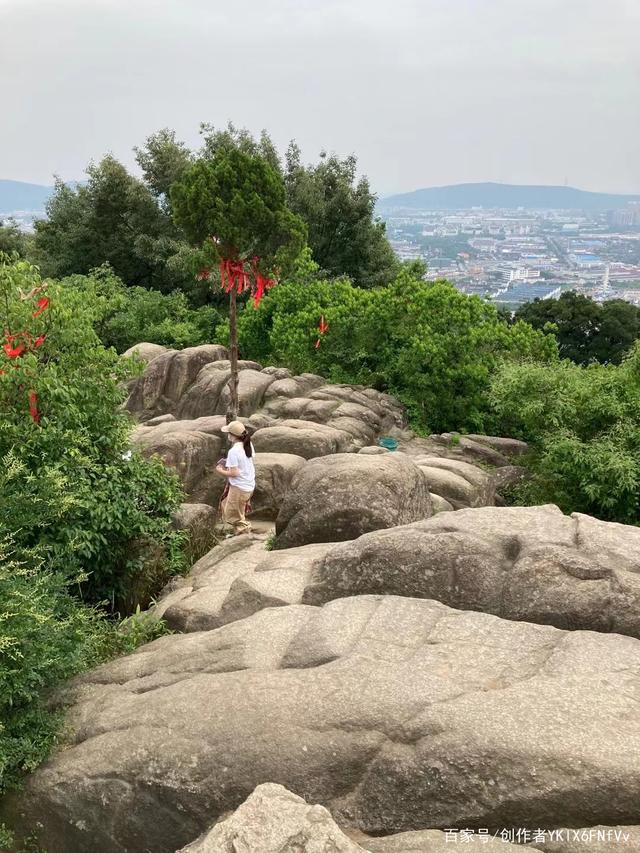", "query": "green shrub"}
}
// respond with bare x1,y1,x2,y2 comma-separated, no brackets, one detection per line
236,266,557,432
59,266,220,353
0,257,187,792
489,346,640,523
